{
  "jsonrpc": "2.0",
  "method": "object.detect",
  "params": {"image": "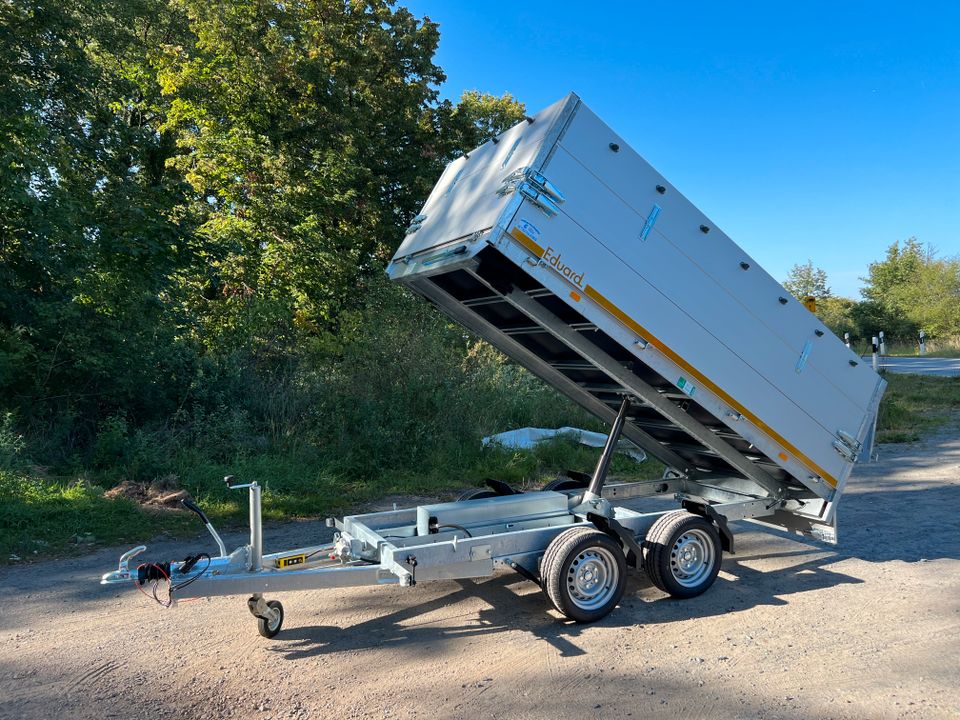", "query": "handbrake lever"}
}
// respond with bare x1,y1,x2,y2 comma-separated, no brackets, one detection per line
181,498,227,558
